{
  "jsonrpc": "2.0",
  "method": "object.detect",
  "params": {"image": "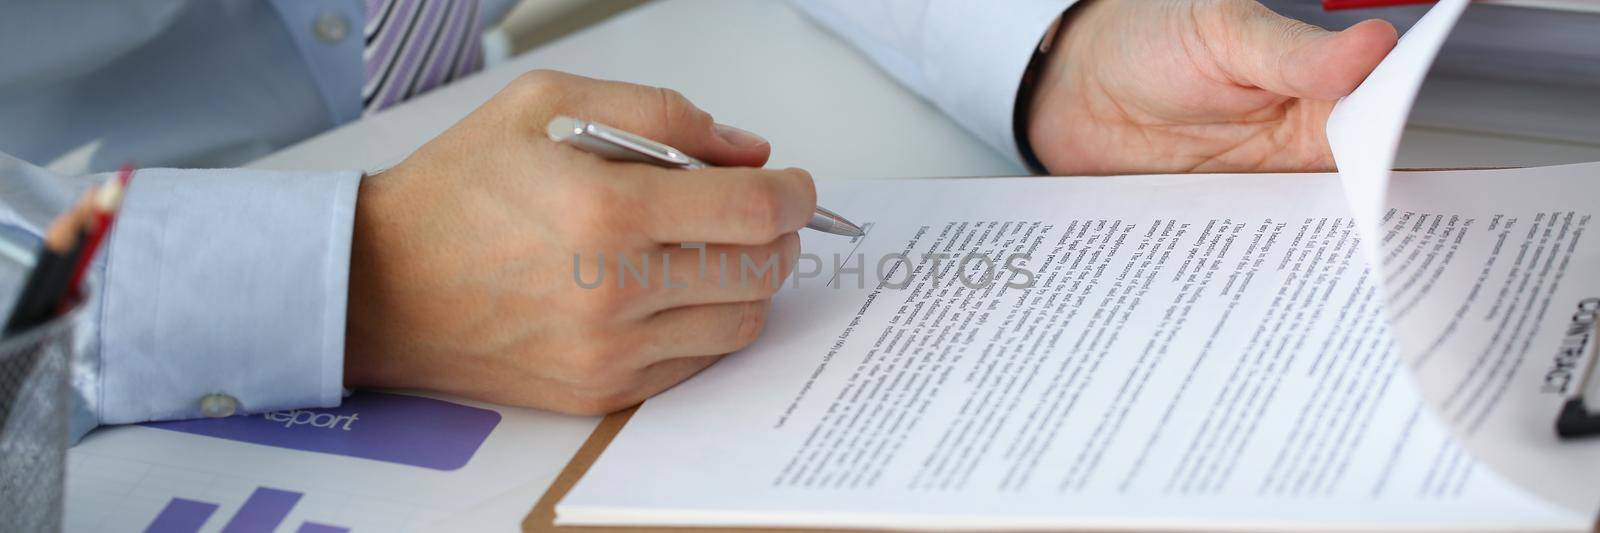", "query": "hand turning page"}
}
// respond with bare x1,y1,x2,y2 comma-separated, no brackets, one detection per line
1327,0,1600,518
558,0,1600,529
